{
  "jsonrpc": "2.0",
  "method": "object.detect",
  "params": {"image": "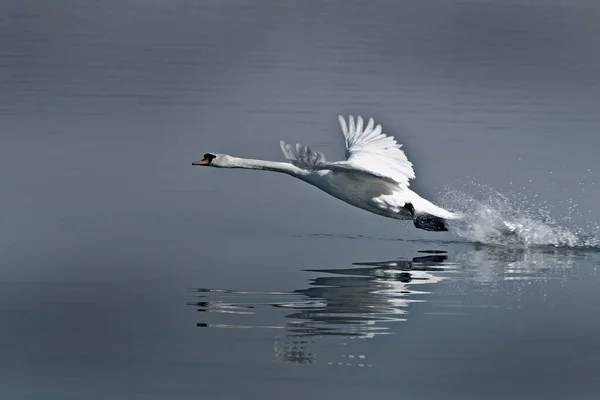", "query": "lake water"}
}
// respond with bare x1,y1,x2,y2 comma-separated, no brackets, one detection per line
1,1,600,399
